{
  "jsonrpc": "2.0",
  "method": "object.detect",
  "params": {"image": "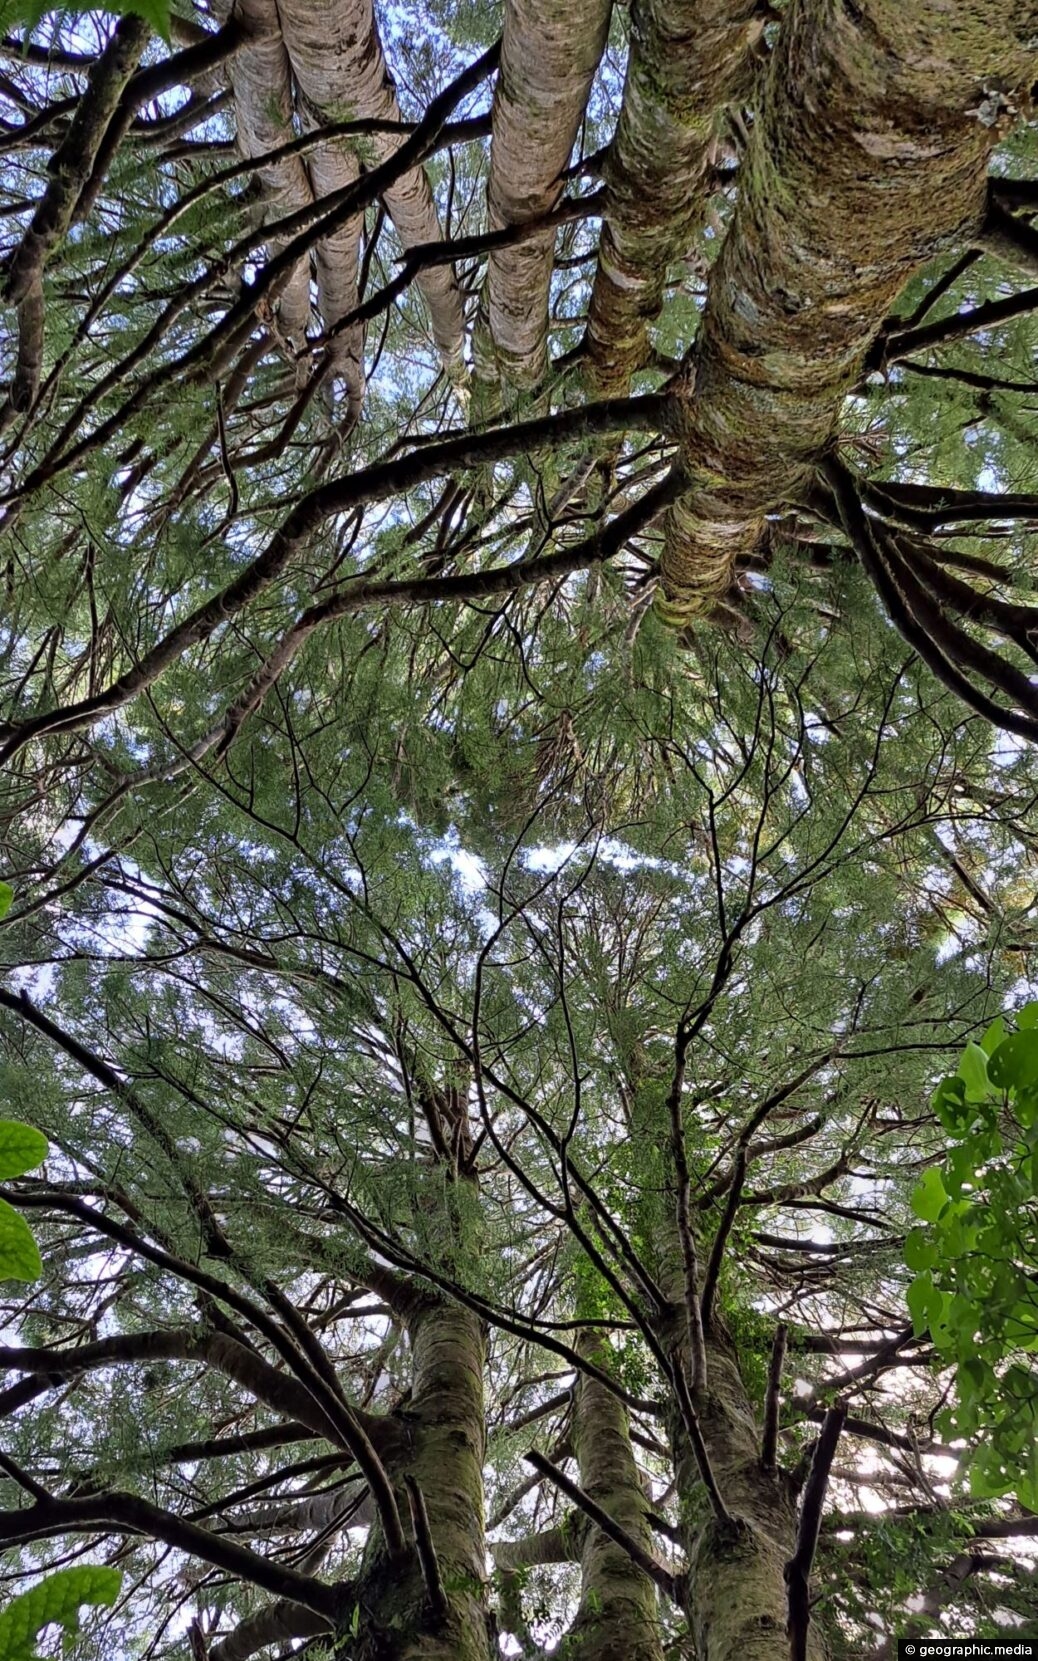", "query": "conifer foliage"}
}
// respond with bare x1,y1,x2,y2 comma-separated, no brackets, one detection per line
1,1,1038,1657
